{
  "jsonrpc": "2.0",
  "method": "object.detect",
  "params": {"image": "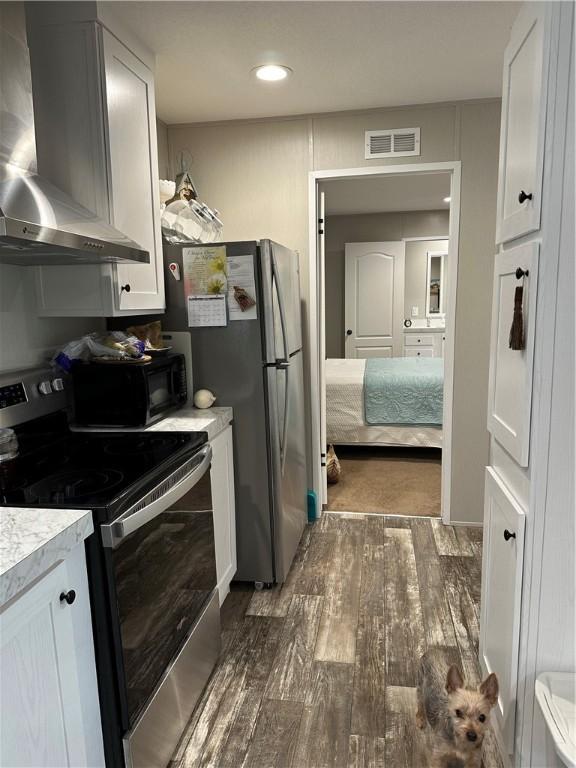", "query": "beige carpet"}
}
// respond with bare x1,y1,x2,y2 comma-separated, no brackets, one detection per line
326,445,441,516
